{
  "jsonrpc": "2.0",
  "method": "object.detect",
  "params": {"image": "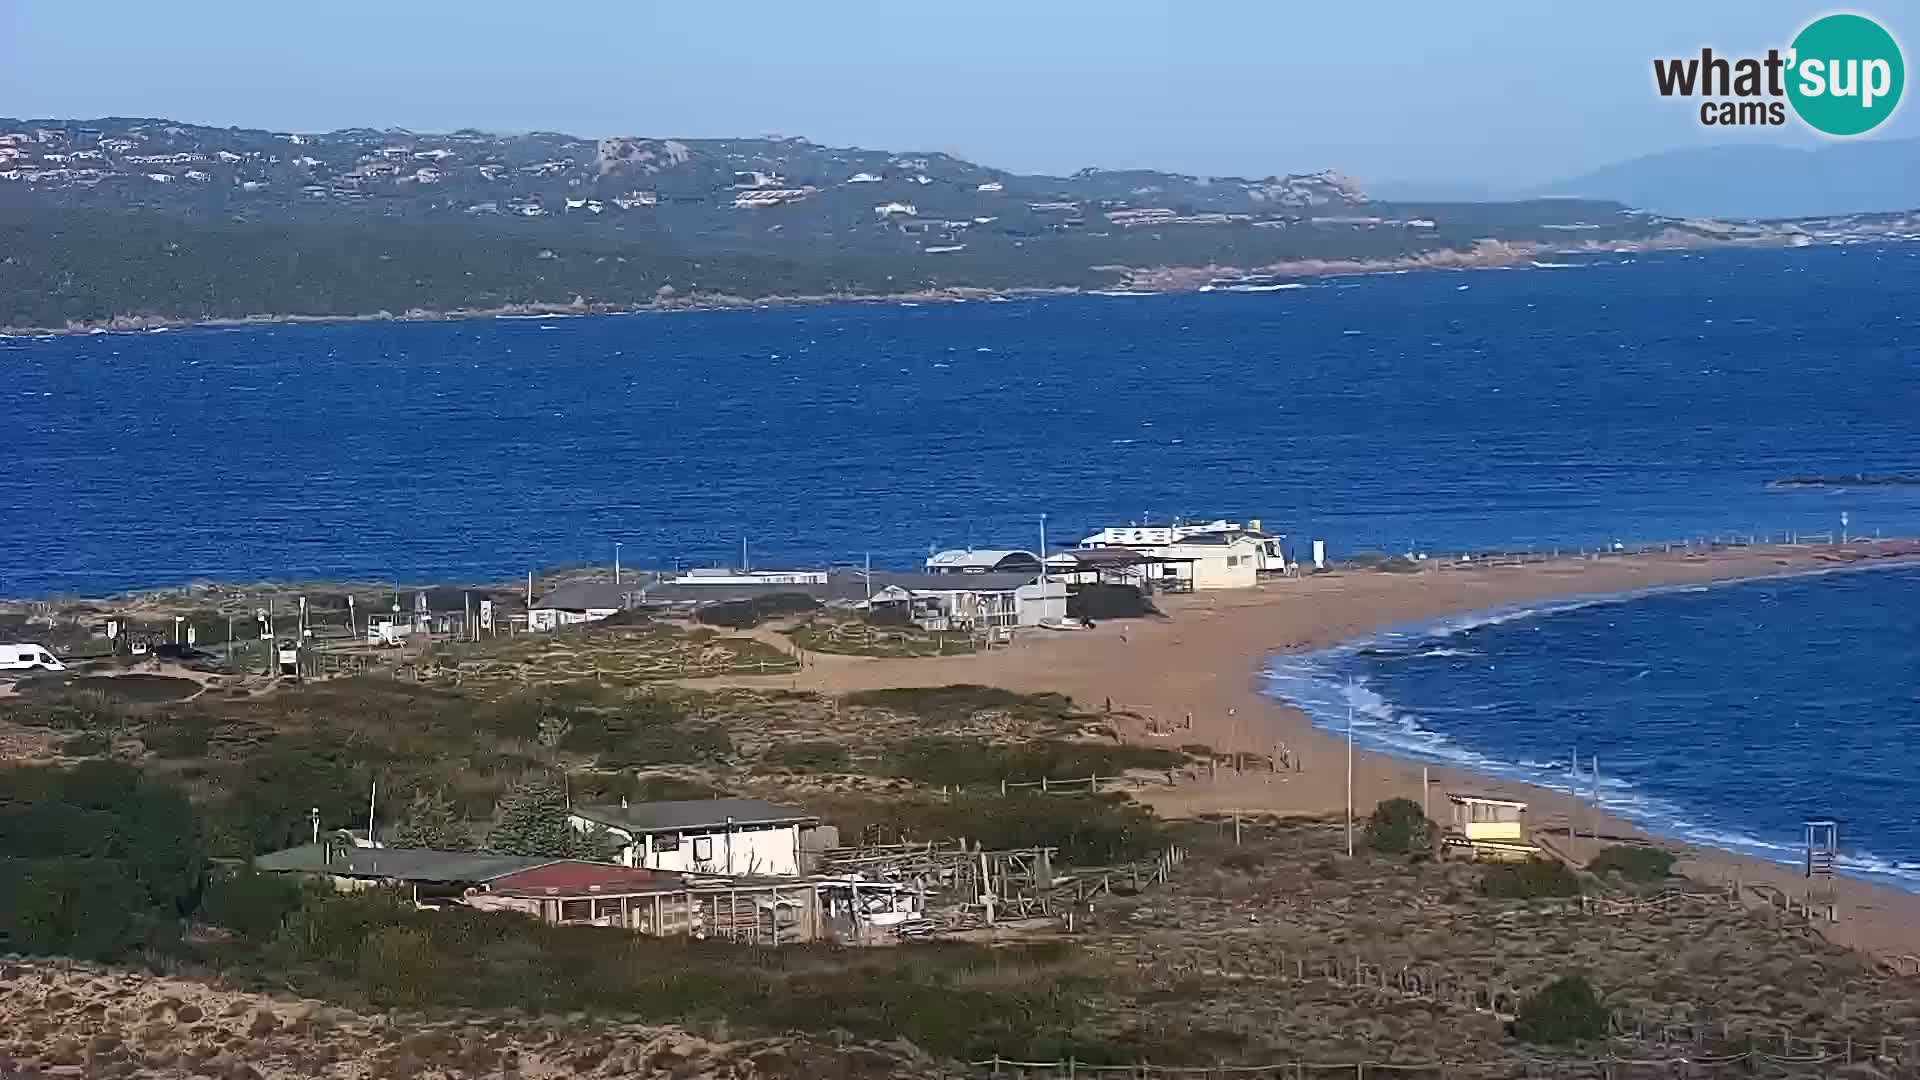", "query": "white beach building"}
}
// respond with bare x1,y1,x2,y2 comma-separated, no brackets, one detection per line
569,798,821,876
